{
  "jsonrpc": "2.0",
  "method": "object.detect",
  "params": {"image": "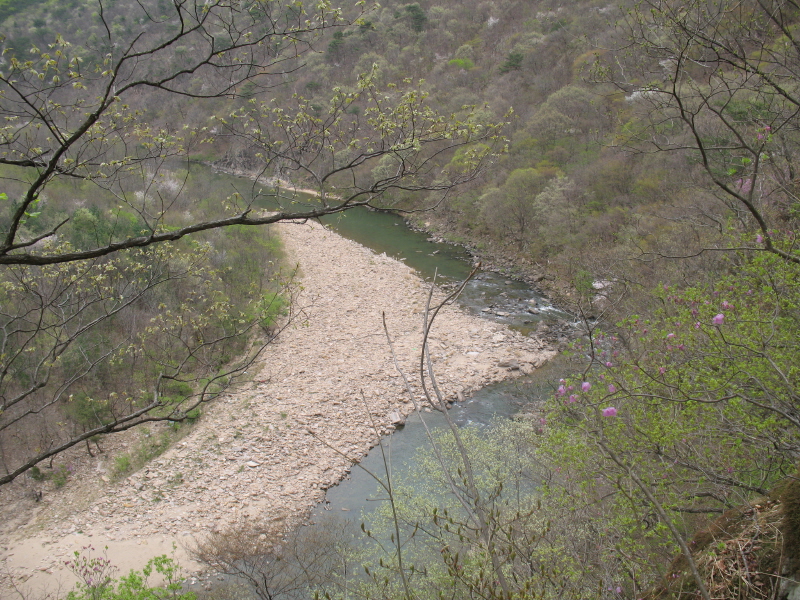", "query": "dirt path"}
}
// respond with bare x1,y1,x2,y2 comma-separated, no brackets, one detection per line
0,221,554,597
